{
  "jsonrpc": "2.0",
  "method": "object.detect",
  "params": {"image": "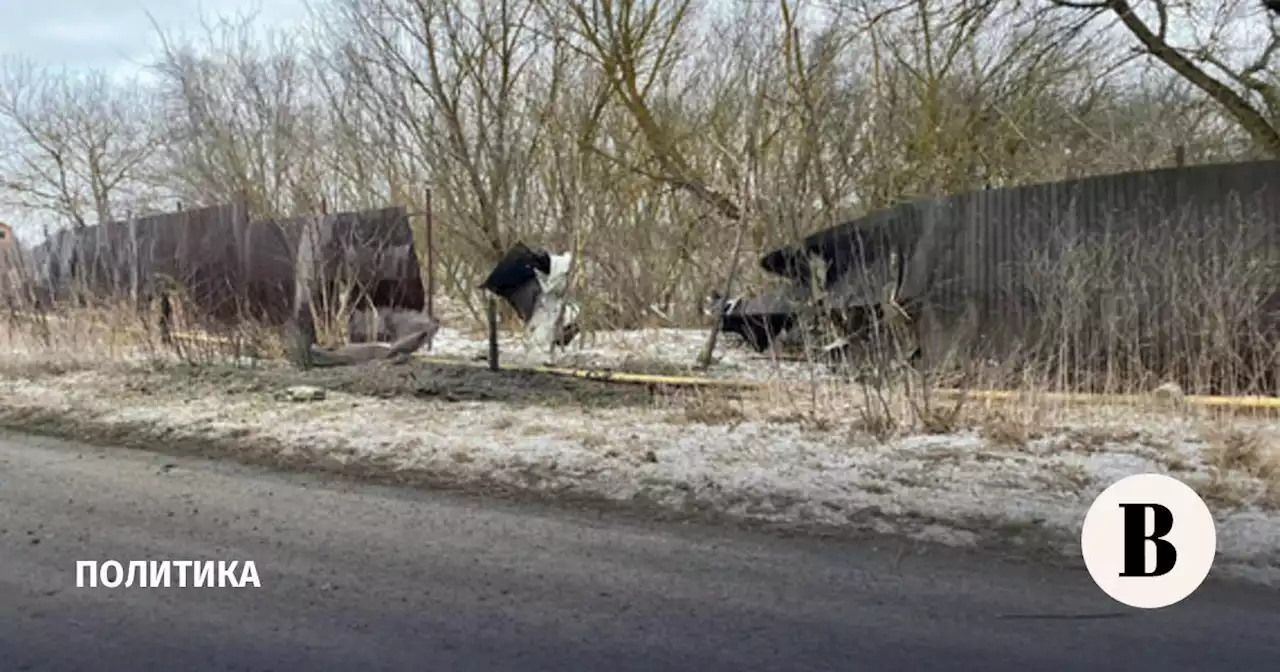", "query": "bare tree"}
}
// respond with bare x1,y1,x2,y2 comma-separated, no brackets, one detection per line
560,0,746,220
1048,0,1280,157
149,13,327,216
330,0,558,259
0,57,162,228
